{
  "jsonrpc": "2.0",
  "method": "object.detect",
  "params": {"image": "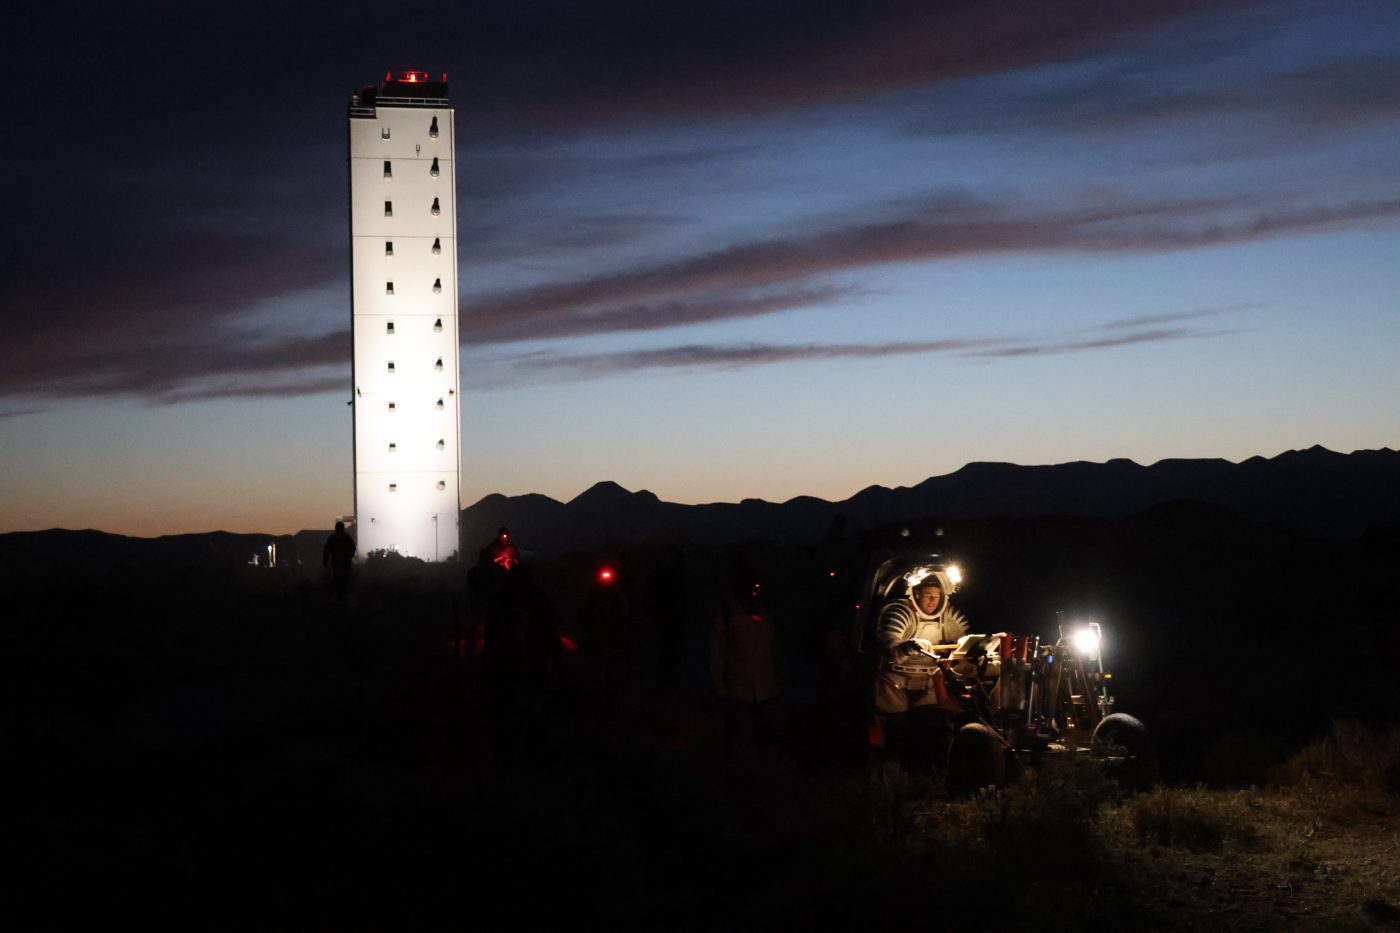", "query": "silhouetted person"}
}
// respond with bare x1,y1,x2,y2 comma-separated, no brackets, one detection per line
481,561,559,761
711,575,781,754
479,526,520,571
579,560,631,711
322,521,356,601
647,548,687,689
816,563,866,768
468,527,521,647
